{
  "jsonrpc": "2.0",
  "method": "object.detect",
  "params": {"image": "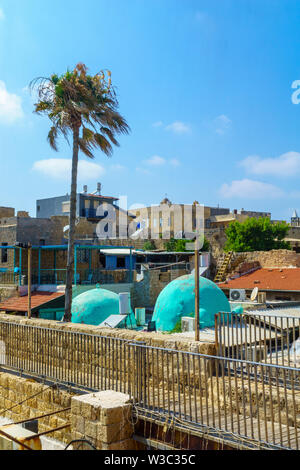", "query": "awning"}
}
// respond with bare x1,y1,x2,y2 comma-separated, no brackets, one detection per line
99,248,142,256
